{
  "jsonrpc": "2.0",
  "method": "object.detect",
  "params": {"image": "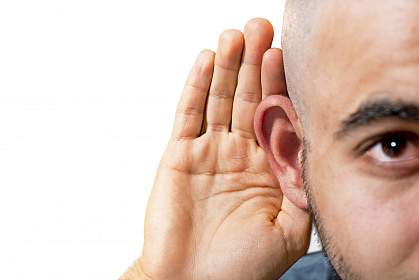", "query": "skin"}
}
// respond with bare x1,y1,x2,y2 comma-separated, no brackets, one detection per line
306,1,419,279
120,19,311,280
122,1,419,279
258,0,419,279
